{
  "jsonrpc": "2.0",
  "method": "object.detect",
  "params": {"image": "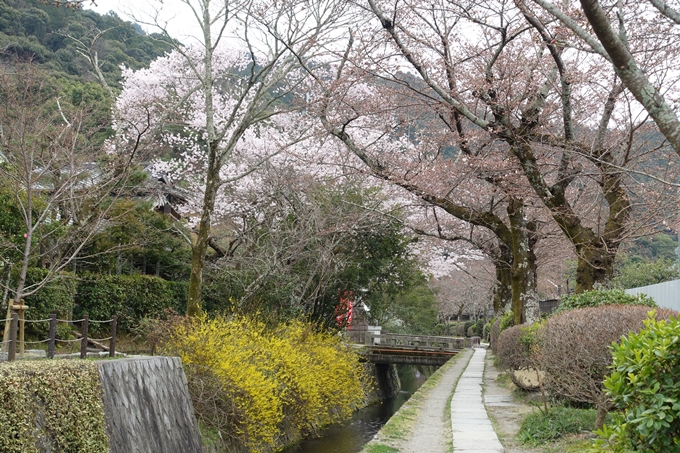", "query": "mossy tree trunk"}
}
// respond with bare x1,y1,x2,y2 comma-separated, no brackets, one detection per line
508,198,538,325
492,245,513,315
